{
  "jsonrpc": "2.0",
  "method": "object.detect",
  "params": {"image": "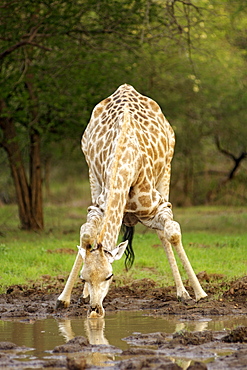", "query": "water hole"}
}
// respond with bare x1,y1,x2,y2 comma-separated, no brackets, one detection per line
1,311,247,369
